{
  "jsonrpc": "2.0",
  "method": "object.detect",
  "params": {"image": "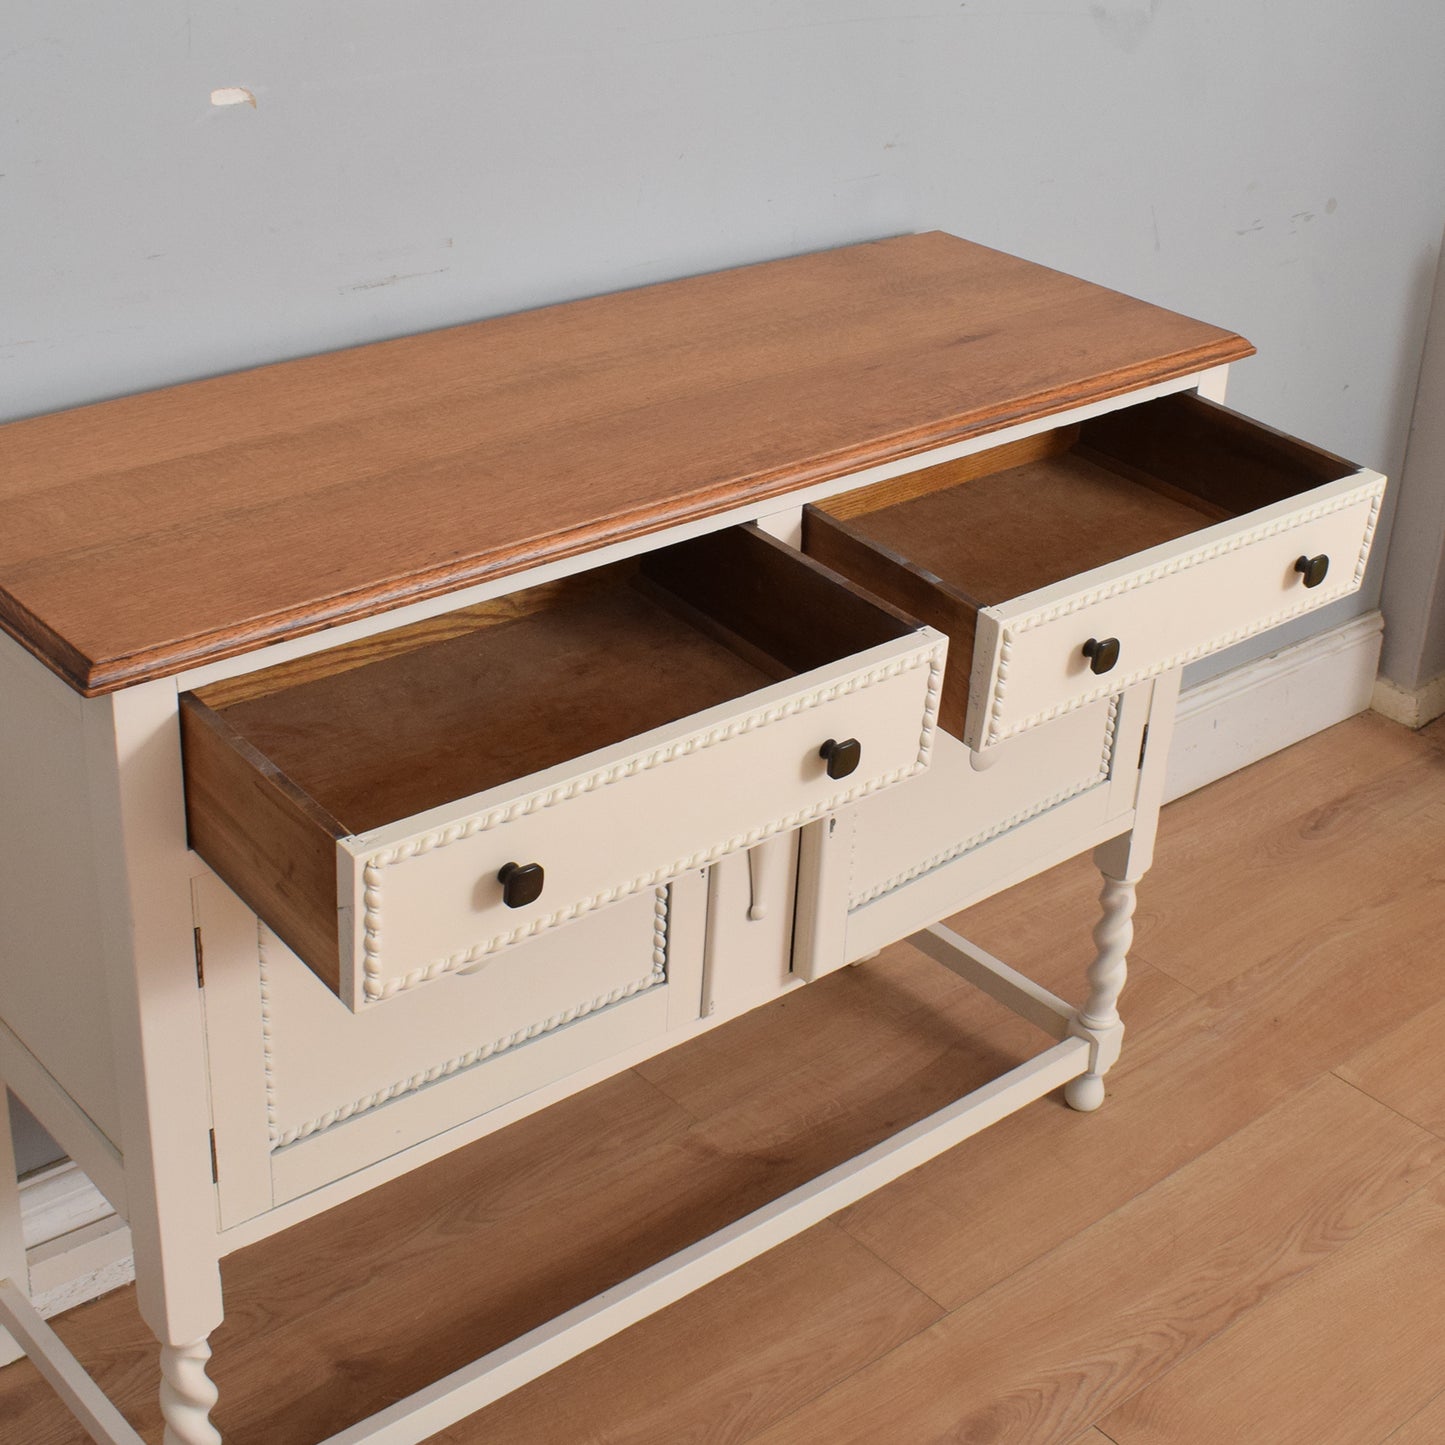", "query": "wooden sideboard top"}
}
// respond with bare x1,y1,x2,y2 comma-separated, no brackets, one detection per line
0,231,1252,695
